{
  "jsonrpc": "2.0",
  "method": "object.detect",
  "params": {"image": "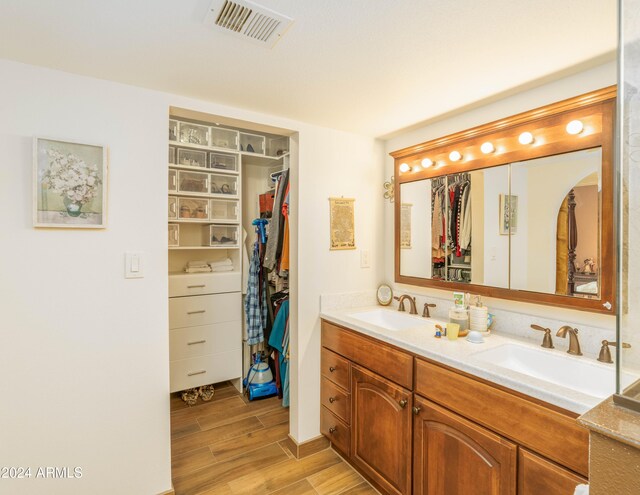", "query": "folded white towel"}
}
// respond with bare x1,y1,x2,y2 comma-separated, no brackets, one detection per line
209,258,233,268
574,484,589,495
211,265,234,273
187,260,209,268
